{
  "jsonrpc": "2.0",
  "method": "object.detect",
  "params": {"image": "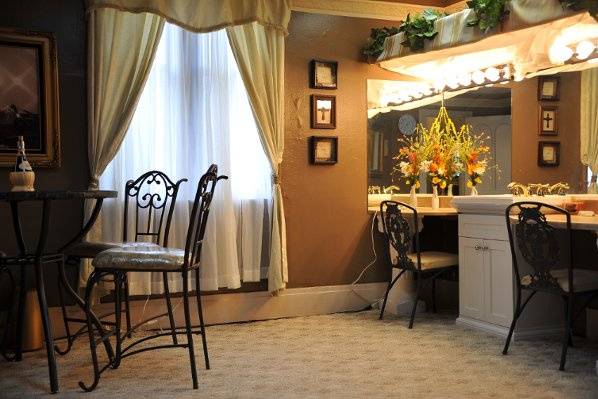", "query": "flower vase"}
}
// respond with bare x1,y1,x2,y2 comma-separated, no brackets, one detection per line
447,183,454,197
432,185,439,209
409,185,418,207
470,186,478,196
